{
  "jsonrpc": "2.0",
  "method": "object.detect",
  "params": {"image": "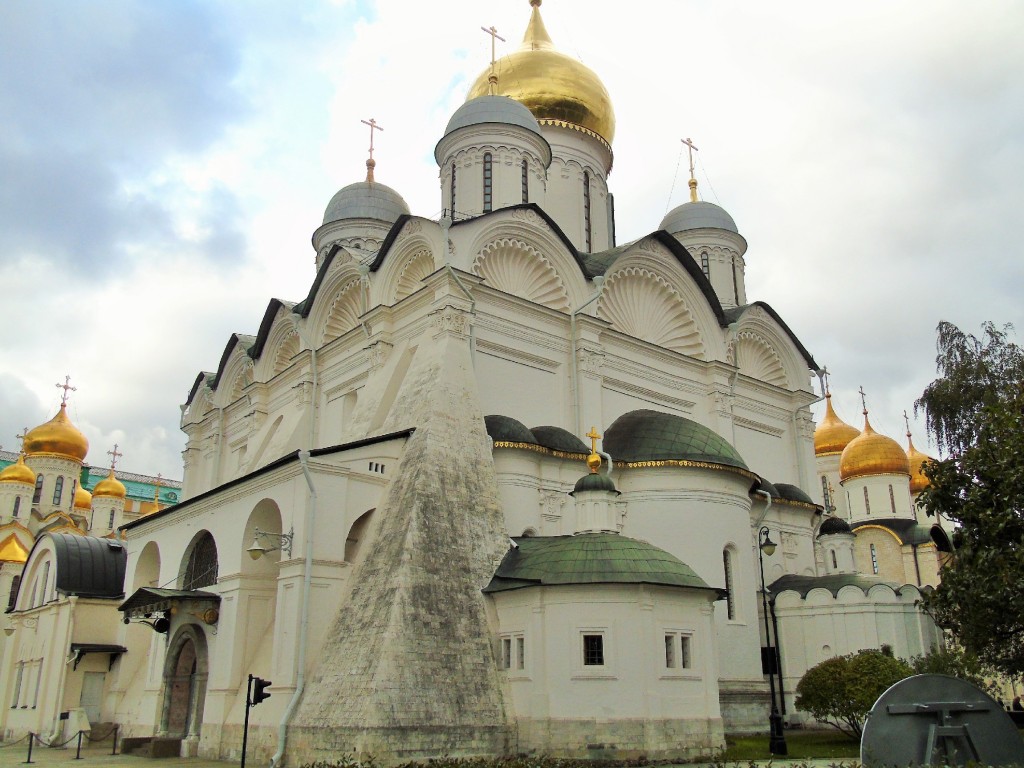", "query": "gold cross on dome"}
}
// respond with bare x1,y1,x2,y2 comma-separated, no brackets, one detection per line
55,375,76,407
682,138,699,201
821,366,831,395
15,428,27,449
586,426,602,454
481,25,506,67
360,118,383,161
858,385,868,415
107,444,123,470
152,473,163,504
